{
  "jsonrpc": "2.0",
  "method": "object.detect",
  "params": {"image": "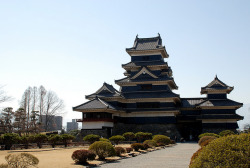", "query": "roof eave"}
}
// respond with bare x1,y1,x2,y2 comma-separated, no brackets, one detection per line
125,48,169,58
